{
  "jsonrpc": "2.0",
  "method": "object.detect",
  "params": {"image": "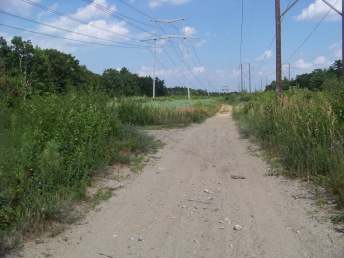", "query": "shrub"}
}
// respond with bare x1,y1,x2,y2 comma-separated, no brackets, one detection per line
0,91,157,253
